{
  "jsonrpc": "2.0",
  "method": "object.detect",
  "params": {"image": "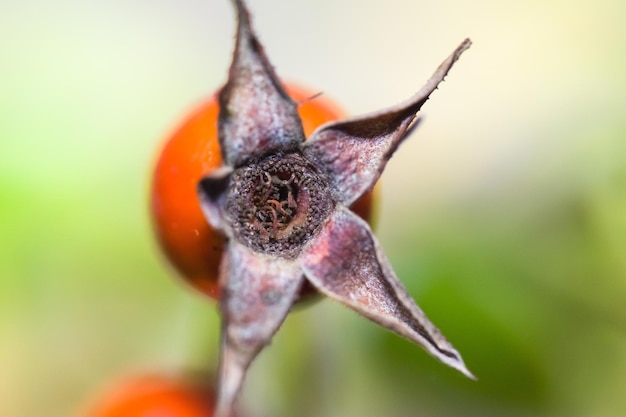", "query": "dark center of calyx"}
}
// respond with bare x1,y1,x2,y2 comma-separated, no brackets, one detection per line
226,152,334,258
